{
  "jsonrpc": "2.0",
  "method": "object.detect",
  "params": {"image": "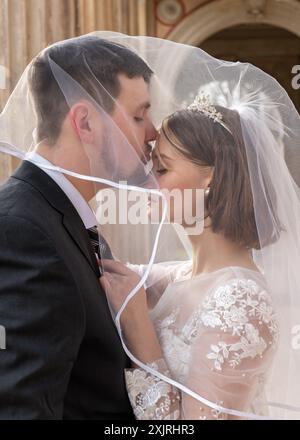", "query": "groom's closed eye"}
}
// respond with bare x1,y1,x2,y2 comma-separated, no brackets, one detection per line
134,116,144,123
134,102,151,122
